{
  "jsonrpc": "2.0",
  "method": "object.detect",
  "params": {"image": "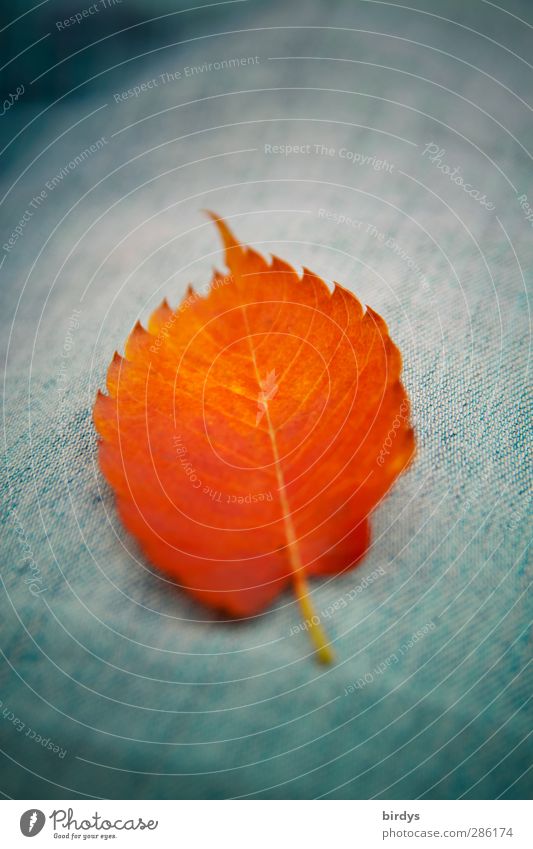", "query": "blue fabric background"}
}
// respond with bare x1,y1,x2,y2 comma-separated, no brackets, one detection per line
1,0,531,799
